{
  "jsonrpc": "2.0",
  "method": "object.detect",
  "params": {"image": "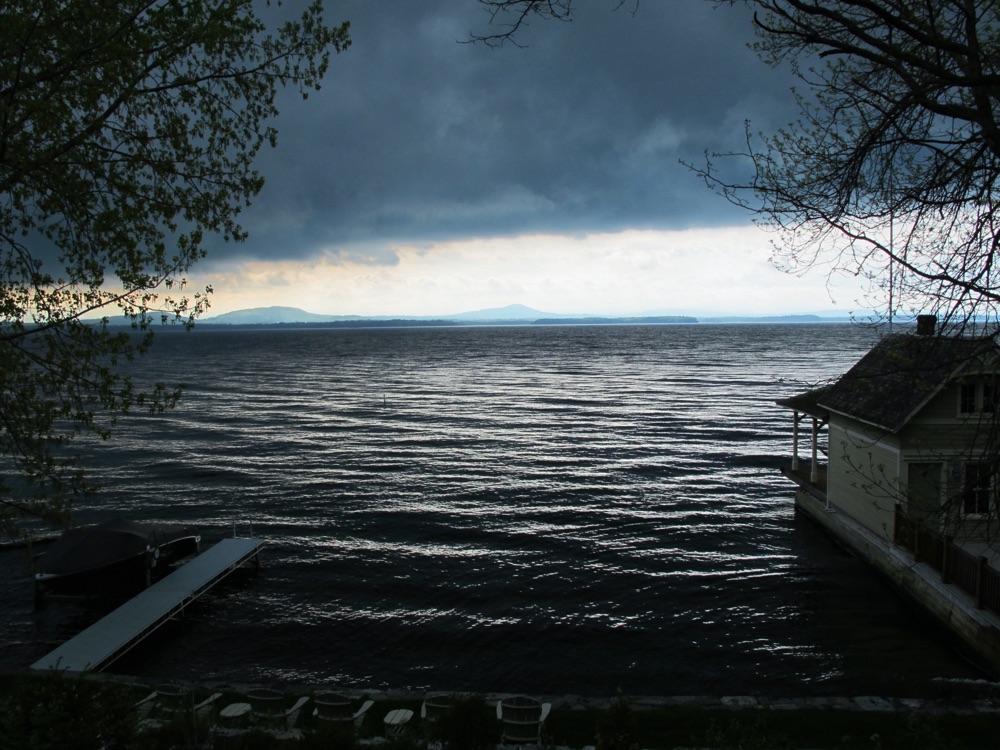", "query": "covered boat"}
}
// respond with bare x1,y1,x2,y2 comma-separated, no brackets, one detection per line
34,518,200,595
